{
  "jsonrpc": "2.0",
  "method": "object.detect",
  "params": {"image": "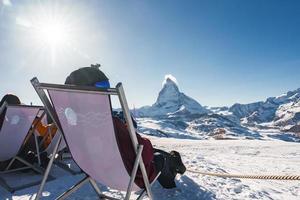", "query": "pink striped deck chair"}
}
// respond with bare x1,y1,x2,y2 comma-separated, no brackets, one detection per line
0,104,44,192
31,77,160,200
